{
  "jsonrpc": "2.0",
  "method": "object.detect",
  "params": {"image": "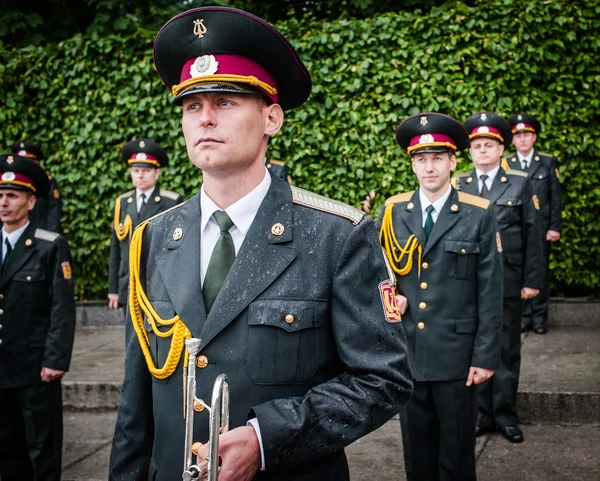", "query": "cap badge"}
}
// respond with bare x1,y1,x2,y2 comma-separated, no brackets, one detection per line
420,116,428,126
191,55,219,78
517,122,525,130
193,19,207,39
2,172,16,181
6,156,14,165
478,126,490,133
480,113,487,121
139,141,145,148
20,142,25,148
271,223,285,236
135,153,147,160
419,134,434,144
18,150,27,156
173,227,183,241
518,114,523,121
